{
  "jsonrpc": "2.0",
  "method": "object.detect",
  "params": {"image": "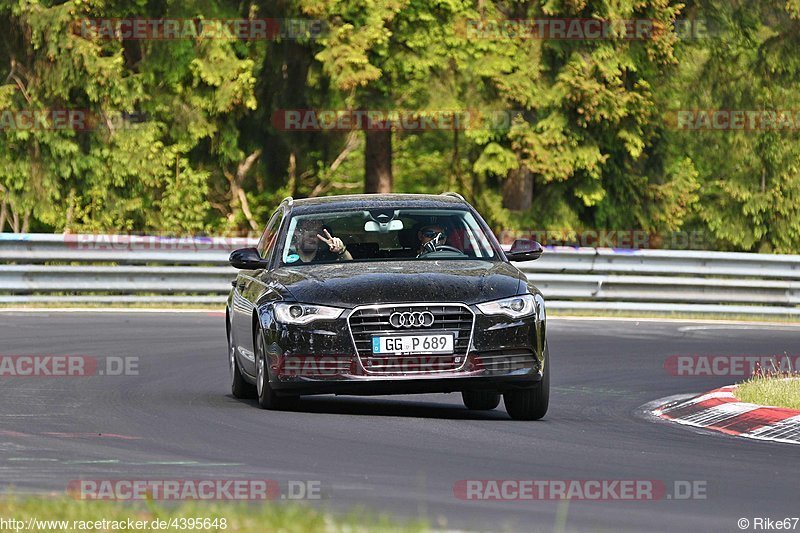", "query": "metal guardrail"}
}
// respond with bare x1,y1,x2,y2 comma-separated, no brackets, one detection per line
1,233,799,315
0,233,255,264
